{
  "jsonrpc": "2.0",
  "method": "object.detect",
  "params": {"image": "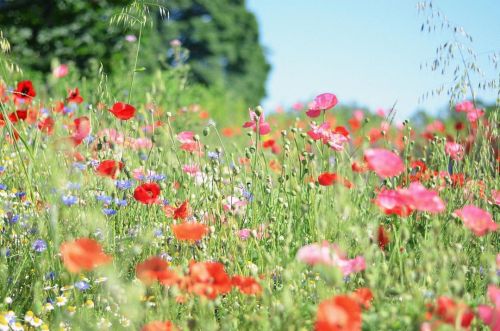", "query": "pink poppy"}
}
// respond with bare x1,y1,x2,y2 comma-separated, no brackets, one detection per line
374,189,413,217
177,131,195,144
132,137,153,150
243,110,271,135
53,64,69,78
402,182,446,214
445,142,464,161
492,190,500,206
182,164,200,176
466,108,485,123
364,148,404,178
453,205,497,236
477,285,500,331
325,132,349,151
296,241,366,276
306,93,338,118
376,108,386,117
455,100,474,113
307,122,331,141
98,128,125,145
